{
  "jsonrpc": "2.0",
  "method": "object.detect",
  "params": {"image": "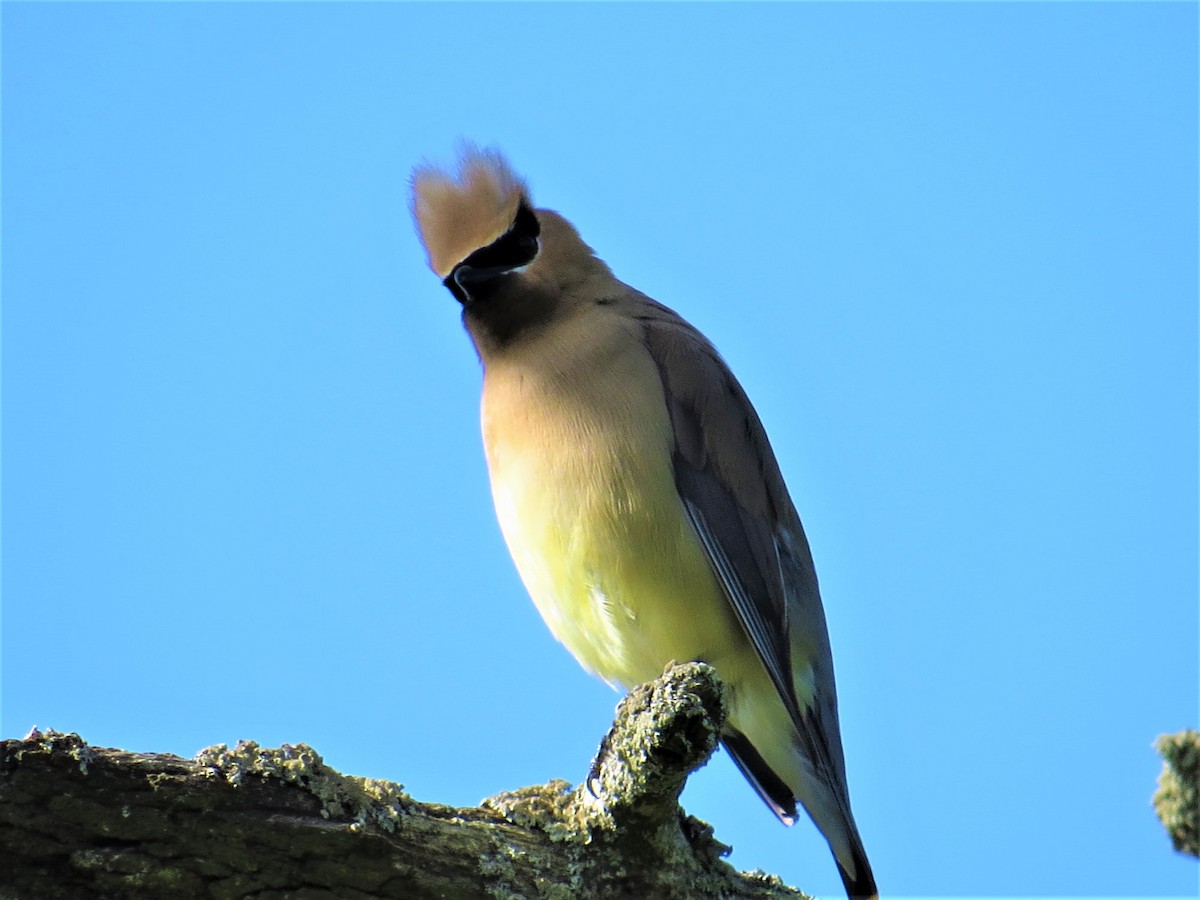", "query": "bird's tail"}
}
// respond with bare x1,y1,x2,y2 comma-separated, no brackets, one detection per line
724,728,877,900
836,841,878,900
